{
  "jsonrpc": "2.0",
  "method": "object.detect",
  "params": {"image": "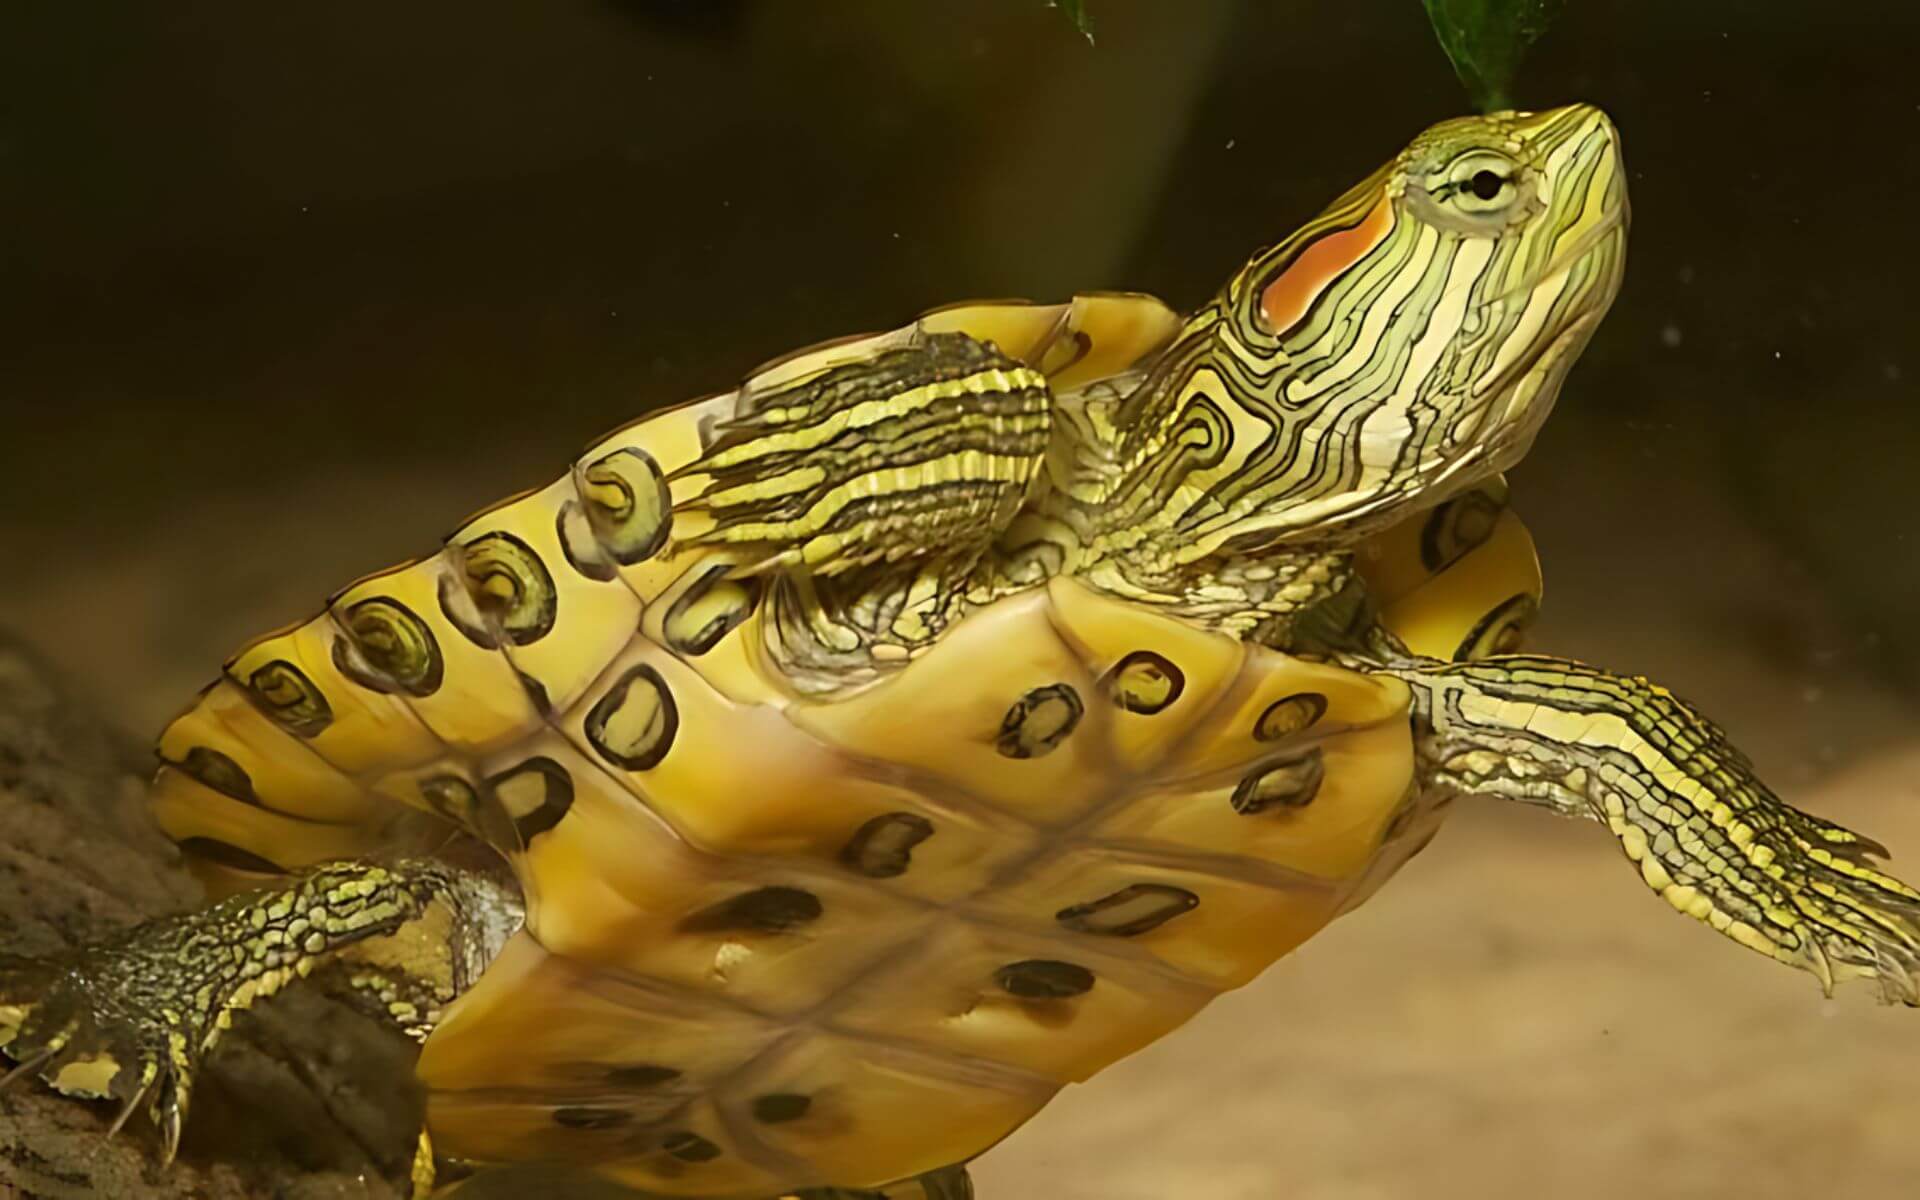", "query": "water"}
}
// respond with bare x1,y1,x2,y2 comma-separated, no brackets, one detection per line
3,2,1918,1196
